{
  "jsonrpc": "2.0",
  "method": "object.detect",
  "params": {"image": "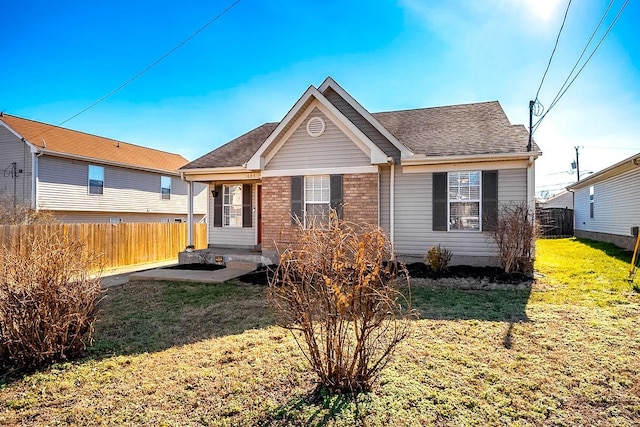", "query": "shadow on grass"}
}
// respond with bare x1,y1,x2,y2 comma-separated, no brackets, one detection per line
88,279,273,359
257,386,366,427
577,237,633,264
